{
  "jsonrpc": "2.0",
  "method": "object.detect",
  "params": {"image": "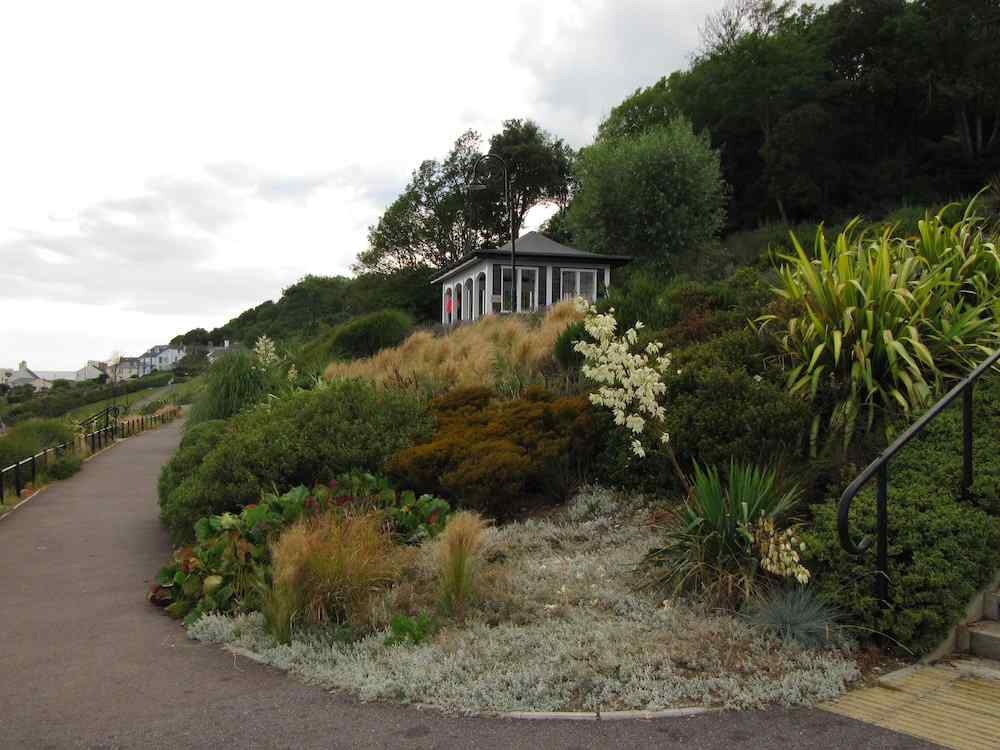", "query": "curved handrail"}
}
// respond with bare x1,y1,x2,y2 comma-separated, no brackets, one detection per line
838,347,1000,555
